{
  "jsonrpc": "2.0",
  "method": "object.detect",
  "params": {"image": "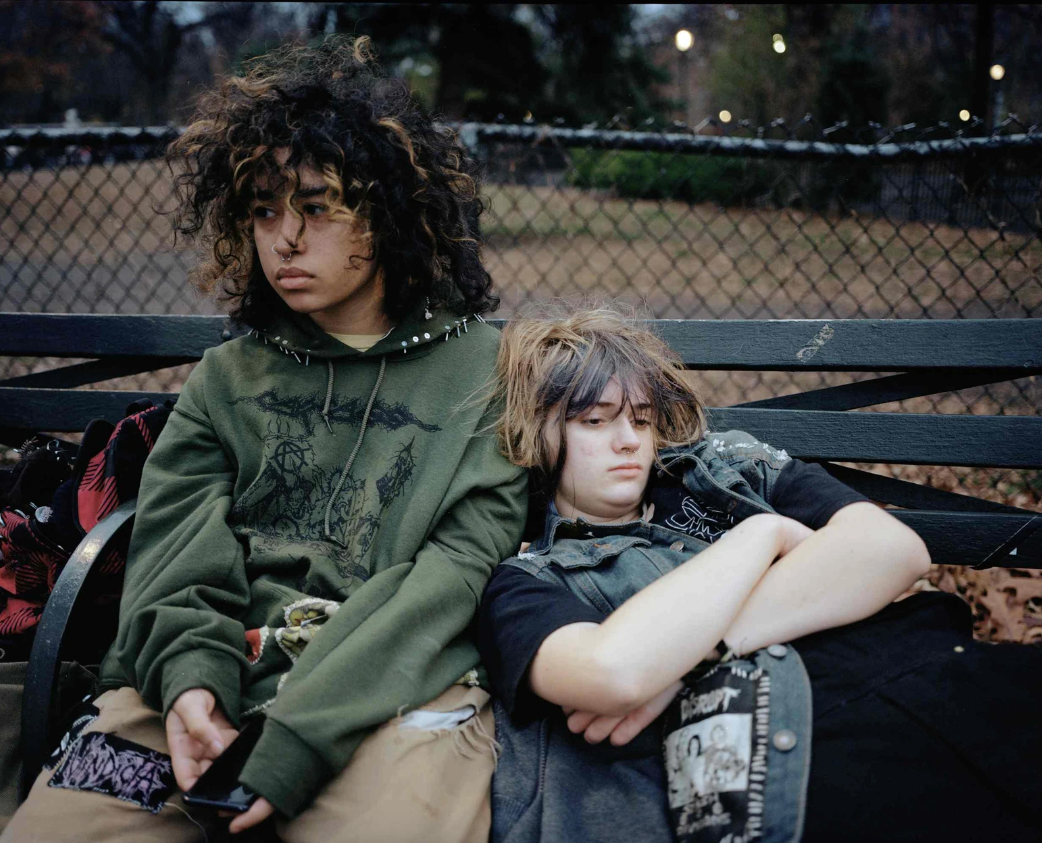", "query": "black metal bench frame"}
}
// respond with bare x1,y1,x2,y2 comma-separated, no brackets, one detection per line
3,312,1040,801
